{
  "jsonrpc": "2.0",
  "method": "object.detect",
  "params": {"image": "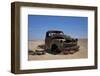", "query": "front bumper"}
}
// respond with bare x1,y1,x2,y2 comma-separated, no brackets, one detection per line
64,46,79,51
